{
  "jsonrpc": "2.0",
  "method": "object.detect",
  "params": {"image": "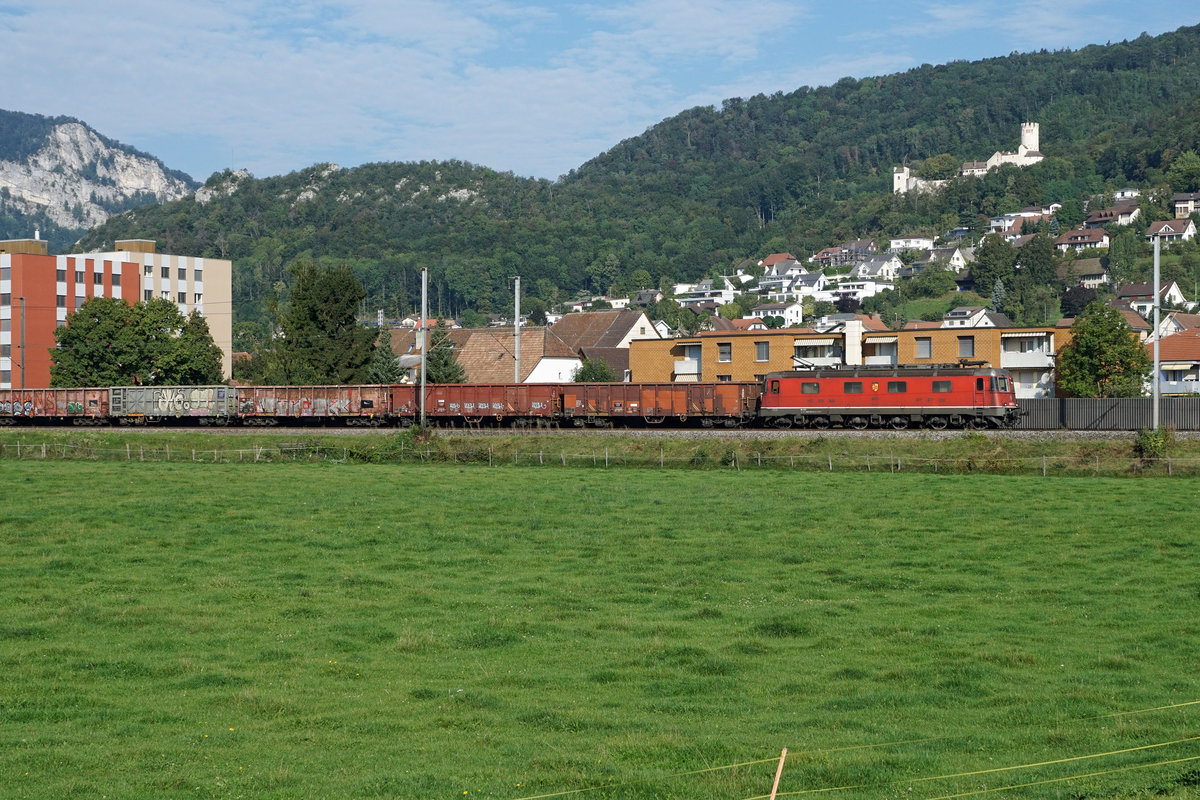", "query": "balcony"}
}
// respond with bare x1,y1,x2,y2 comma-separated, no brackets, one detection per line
1159,379,1200,395
673,359,700,377
863,354,897,366
1000,351,1054,369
